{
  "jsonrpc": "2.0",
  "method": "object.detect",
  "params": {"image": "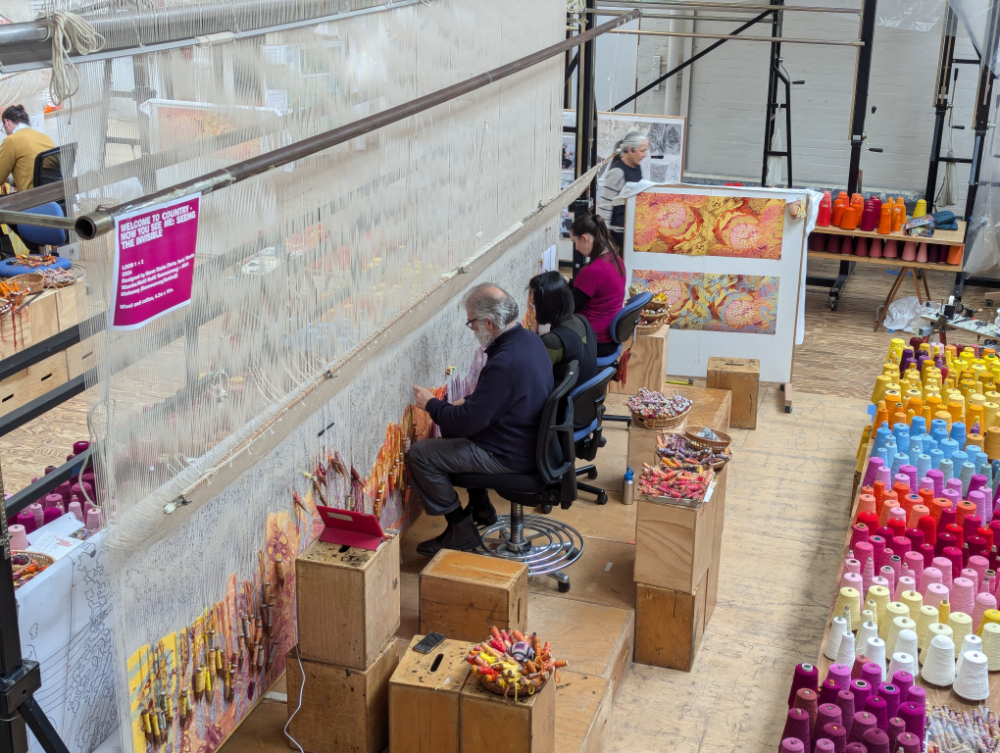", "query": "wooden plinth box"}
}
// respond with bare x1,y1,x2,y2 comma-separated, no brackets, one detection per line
389,635,474,753
296,534,400,669
285,638,400,753
419,550,528,642
706,356,759,429
633,466,726,593
608,323,668,394
459,674,556,753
